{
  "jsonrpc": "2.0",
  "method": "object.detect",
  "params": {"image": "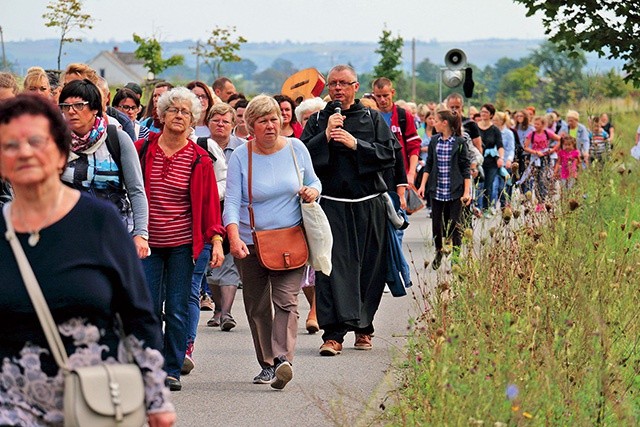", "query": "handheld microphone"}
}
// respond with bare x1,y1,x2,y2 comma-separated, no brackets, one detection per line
333,100,343,129
333,100,342,115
